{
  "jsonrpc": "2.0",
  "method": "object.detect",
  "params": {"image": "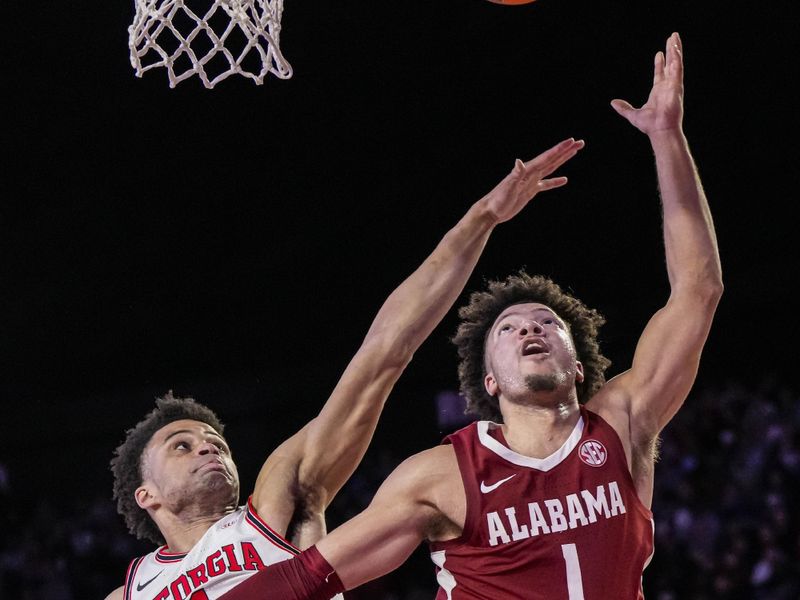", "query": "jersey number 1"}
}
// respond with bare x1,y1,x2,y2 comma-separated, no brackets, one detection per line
561,543,585,600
